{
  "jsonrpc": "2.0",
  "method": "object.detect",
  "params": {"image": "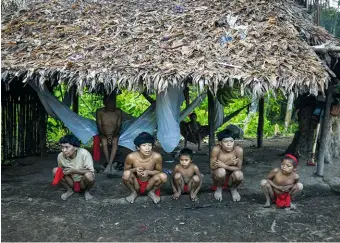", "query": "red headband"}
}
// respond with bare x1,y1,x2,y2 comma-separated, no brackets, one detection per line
284,154,298,165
